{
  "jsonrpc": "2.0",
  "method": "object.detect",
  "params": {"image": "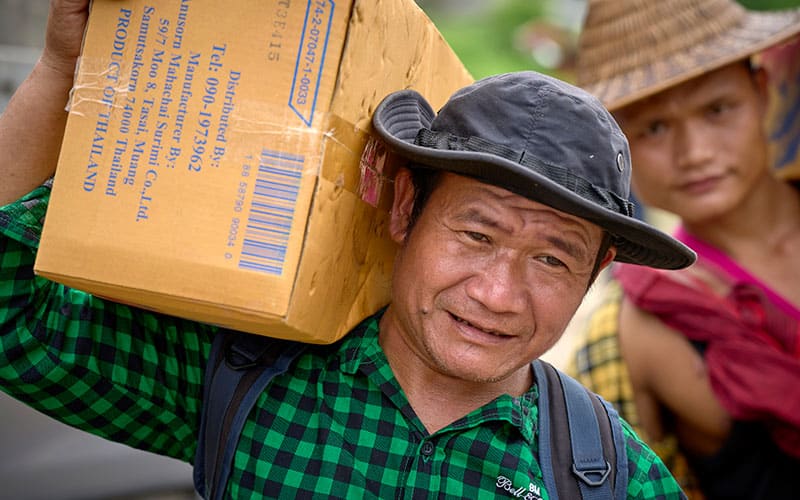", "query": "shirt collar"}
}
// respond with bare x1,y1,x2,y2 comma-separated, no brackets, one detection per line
334,309,538,444
336,309,385,376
